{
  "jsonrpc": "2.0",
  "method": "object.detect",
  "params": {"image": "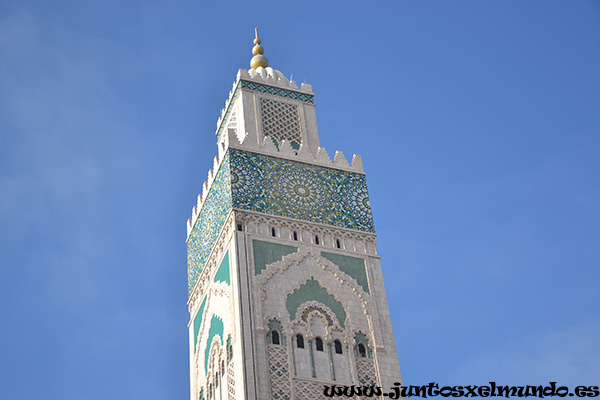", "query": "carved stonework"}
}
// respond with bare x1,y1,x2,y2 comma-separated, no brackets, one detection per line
227,361,235,400
237,210,377,256
295,379,326,400
268,343,292,400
